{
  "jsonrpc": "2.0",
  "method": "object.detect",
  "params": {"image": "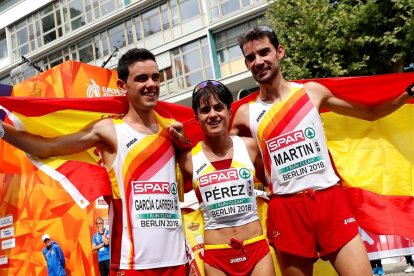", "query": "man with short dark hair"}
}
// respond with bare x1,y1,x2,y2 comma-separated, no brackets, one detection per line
1,48,189,275
232,25,414,276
